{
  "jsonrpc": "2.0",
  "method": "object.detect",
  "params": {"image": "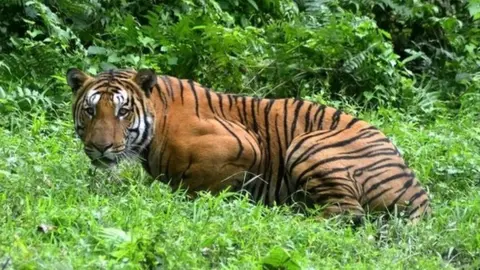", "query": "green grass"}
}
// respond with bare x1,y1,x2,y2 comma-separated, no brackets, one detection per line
1,107,479,269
